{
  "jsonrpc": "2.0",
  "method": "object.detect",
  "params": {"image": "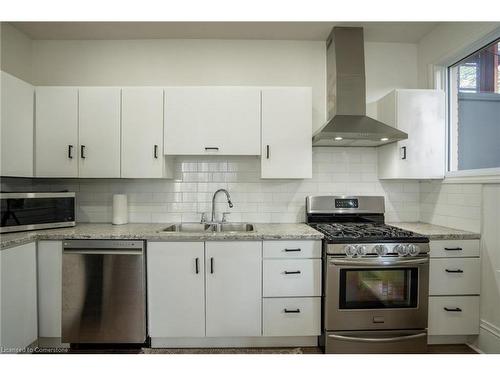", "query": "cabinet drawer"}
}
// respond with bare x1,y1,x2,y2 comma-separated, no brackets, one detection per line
263,240,321,259
263,259,321,297
428,296,479,336
263,297,321,336
429,258,480,295
430,240,479,258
